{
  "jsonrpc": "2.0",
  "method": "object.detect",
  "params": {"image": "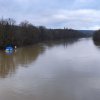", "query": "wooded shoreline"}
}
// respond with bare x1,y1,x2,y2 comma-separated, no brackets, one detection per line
0,18,90,49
